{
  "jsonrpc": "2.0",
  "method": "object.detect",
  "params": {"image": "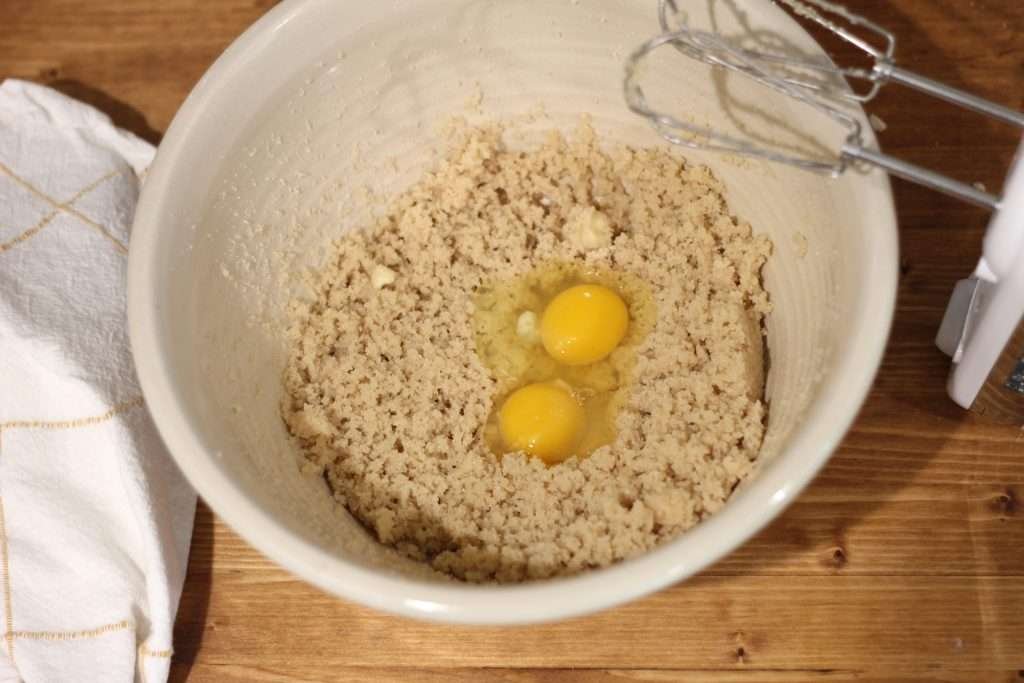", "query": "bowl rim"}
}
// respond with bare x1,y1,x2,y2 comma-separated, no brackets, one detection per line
128,0,899,625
